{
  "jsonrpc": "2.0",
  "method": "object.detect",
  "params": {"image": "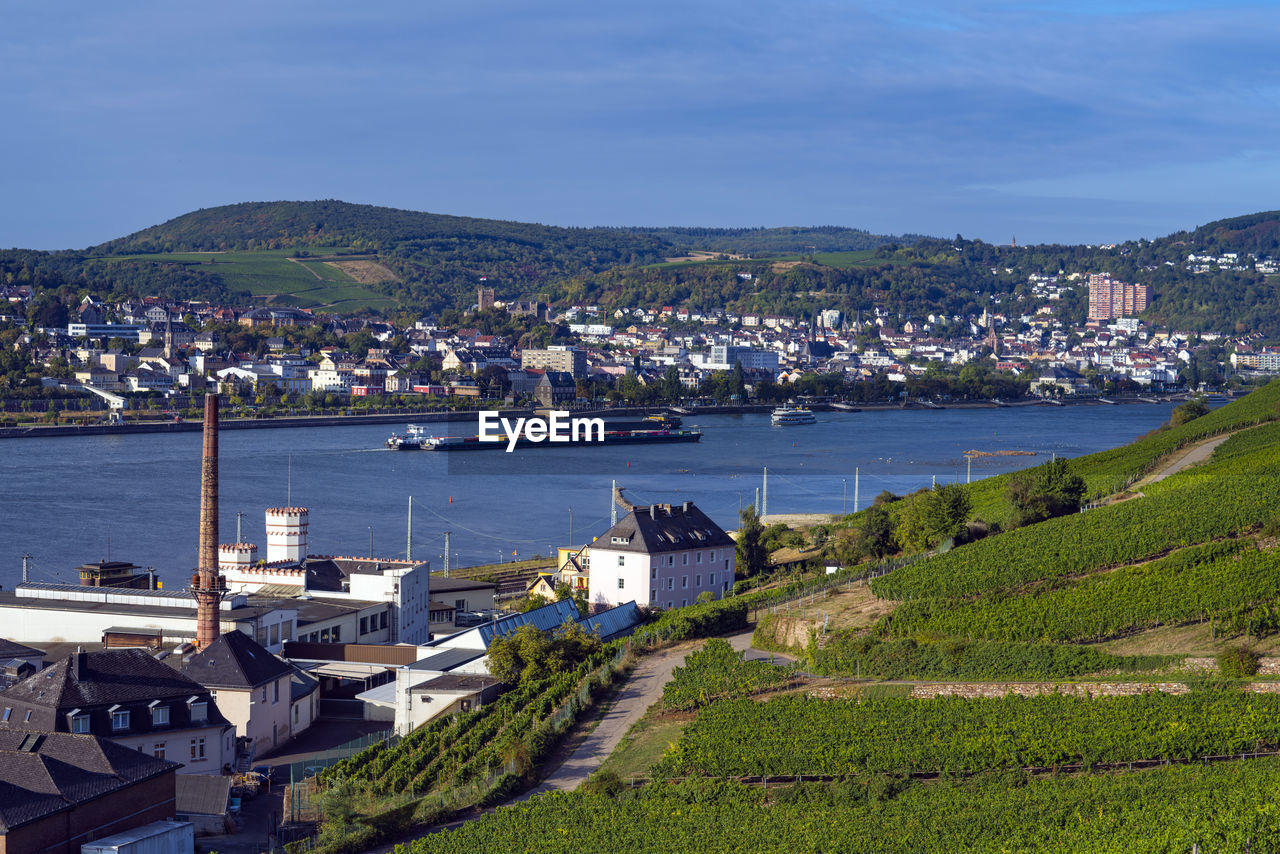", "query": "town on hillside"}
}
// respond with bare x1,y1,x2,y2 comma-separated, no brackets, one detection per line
1,269,1278,427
